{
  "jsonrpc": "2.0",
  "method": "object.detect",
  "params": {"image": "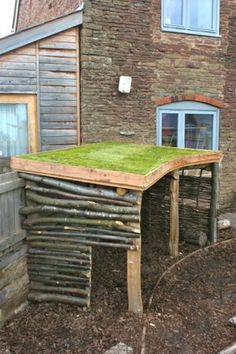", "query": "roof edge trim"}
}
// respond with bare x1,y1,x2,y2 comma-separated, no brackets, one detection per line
0,10,83,56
